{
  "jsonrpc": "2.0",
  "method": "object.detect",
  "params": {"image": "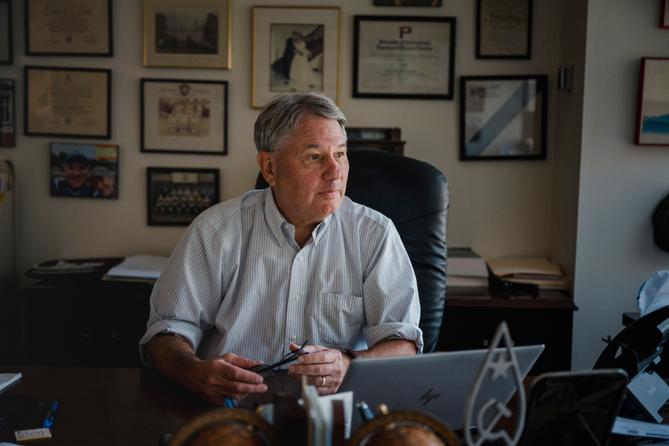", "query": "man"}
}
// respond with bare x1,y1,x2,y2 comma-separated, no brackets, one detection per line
140,93,422,405
51,152,95,197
